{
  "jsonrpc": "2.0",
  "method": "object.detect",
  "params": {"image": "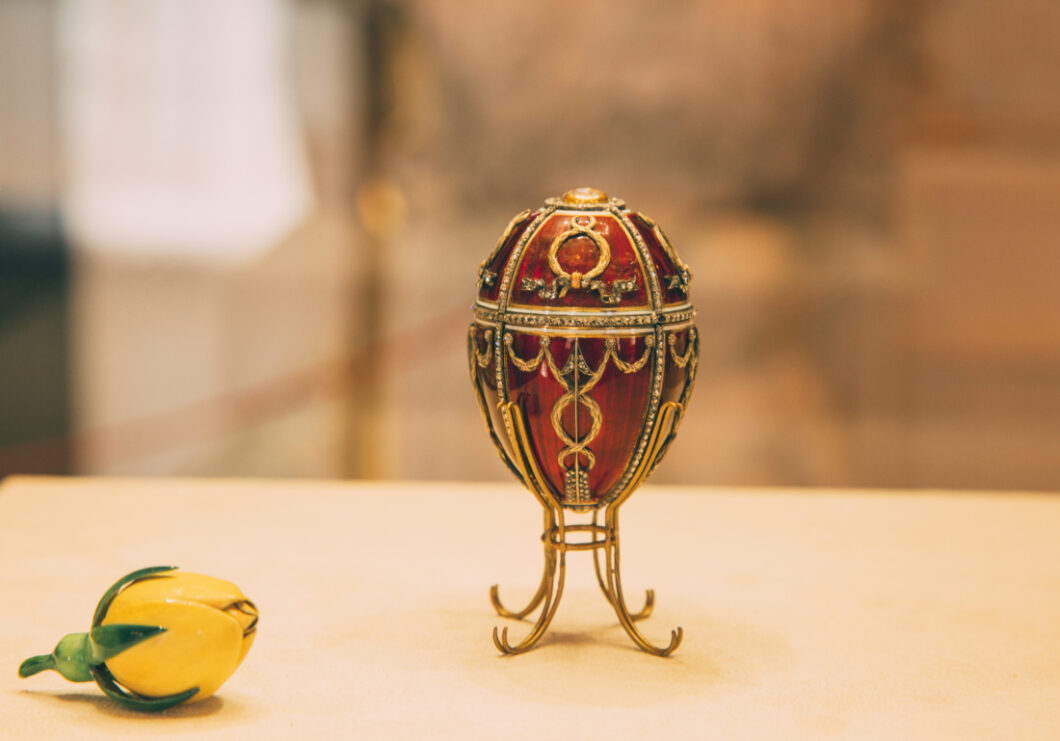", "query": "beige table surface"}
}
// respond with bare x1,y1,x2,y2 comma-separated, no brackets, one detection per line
1,476,1058,739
